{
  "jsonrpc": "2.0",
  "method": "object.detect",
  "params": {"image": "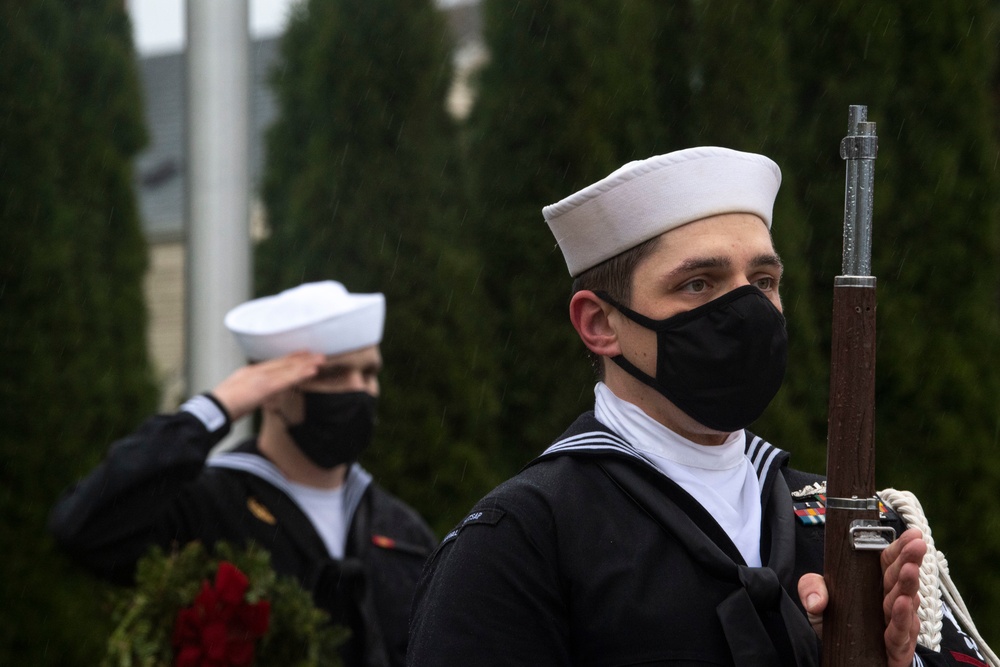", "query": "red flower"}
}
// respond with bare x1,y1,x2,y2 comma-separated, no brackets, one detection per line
237,600,271,637
194,581,218,614
214,562,249,605
172,606,202,646
175,645,202,667
171,562,271,667
225,638,256,667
